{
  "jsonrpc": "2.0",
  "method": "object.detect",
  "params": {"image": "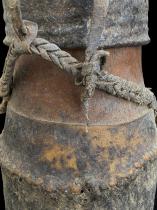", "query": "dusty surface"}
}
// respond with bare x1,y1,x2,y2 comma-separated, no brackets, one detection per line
1,108,157,209
3,0,149,48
